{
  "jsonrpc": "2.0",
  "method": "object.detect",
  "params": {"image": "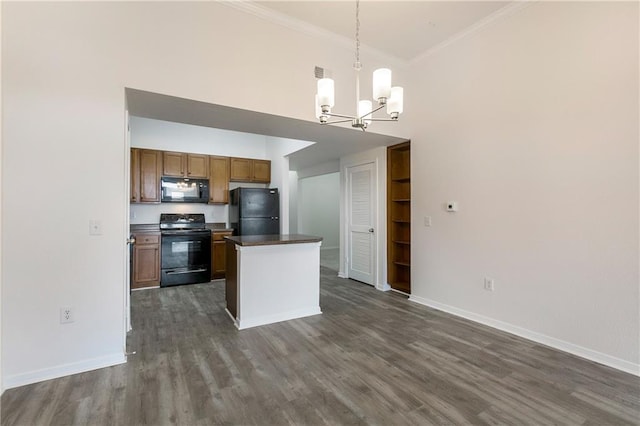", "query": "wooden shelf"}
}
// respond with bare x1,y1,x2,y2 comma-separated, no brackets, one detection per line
387,141,411,294
392,282,410,293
